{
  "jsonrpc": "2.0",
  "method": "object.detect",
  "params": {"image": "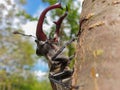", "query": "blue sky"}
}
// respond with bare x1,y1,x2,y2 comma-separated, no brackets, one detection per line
32,59,48,72
23,0,49,16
